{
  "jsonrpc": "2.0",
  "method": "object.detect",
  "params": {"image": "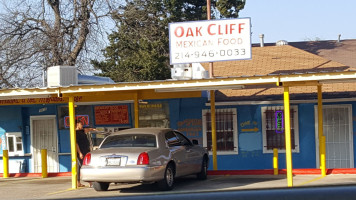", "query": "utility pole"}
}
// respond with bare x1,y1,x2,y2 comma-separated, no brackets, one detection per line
207,0,213,78
207,0,217,171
